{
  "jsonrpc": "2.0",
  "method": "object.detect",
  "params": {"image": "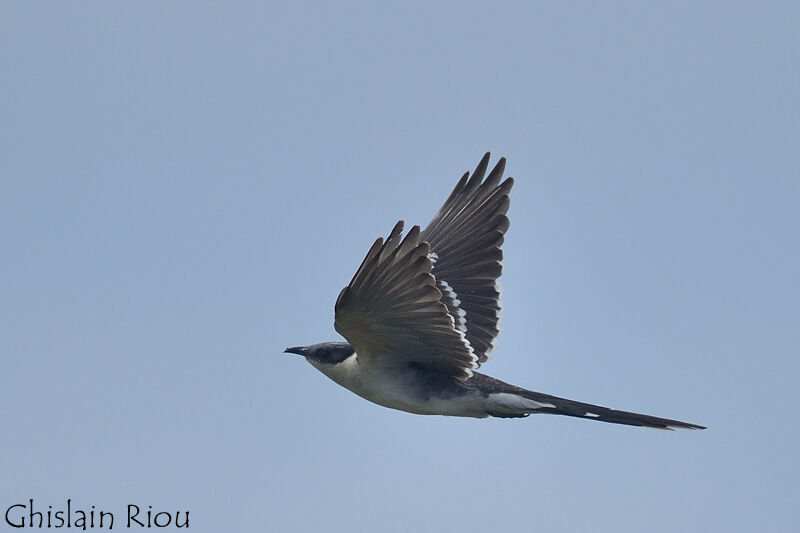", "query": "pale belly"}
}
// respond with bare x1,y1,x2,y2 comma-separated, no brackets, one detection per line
307,354,491,418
